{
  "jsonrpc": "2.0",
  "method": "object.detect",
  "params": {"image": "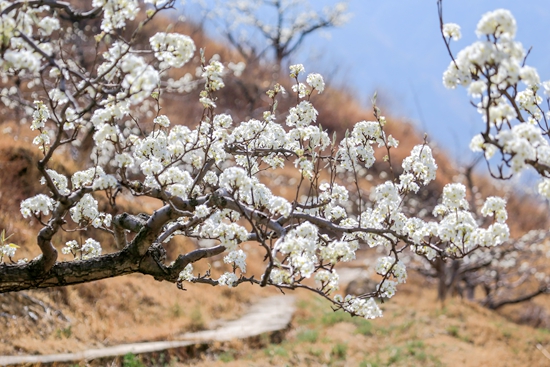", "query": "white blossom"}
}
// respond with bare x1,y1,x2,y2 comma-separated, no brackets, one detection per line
218,272,238,287
289,64,305,78
443,23,461,41
150,32,195,68
20,194,54,218
224,249,247,273
178,264,196,282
